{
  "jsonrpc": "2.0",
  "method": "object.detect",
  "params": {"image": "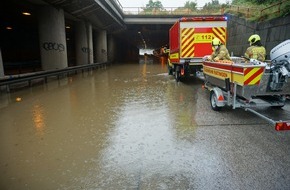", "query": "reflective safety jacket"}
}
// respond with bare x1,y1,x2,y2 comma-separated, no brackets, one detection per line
244,46,266,61
210,45,231,61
